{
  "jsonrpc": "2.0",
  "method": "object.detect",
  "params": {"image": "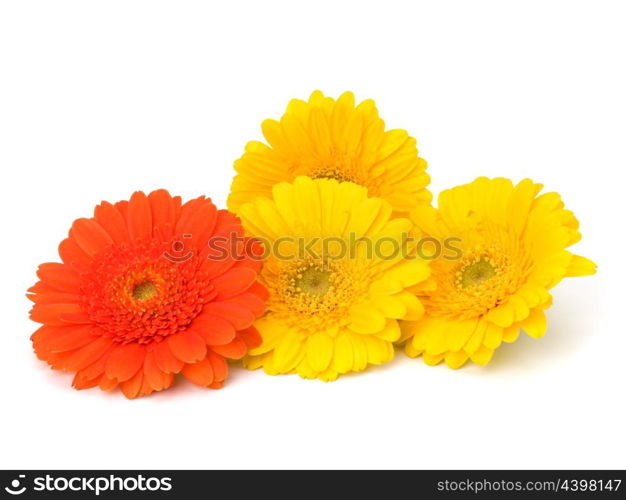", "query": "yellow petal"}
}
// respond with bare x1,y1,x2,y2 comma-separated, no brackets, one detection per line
363,336,393,365
507,178,538,234
350,334,368,371
261,119,284,148
272,329,305,373
446,318,478,352
332,332,354,373
464,318,488,354
348,304,387,334
348,197,389,238
398,320,419,344
423,317,449,355
295,356,318,379
470,345,495,365
445,350,469,369
509,294,530,322
516,283,550,309
380,260,430,288
521,308,547,339
318,369,339,382
422,352,444,366
405,340,423,358
501,324,520,343
242,351,271,370
395,292,425,321
374,296,407,319
247,315,286,356
565,254,597,277
376,319,401,342
483,322,503,349
370,278,403,296
305,332,334,373
487,302,515,327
